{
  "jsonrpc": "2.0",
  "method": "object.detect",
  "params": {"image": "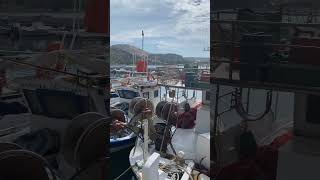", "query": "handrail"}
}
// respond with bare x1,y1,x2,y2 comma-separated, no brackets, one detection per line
211,78,320,95
212,19,320,27
212,9,320,17
212,41,320,50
